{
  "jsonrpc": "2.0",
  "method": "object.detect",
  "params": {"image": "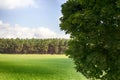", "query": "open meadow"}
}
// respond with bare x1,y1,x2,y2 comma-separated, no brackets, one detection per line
0,54,87,80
